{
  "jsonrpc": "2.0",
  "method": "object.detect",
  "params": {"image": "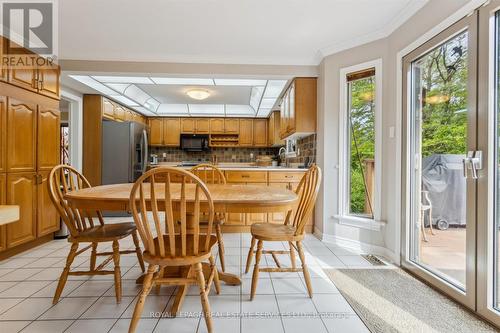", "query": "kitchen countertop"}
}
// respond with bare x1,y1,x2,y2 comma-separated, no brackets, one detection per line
148,162,307,172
